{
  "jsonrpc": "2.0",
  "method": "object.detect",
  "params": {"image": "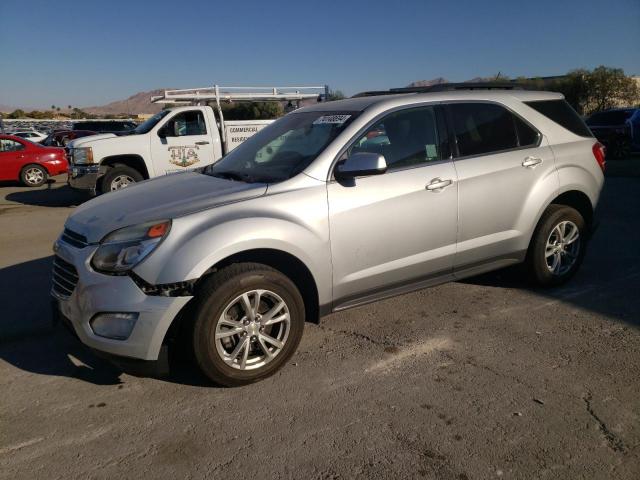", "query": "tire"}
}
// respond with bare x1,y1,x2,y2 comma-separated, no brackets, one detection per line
20,164,48,187
191,263,305,387
100,164,143,193
610,137,631,159
525,205,587,287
